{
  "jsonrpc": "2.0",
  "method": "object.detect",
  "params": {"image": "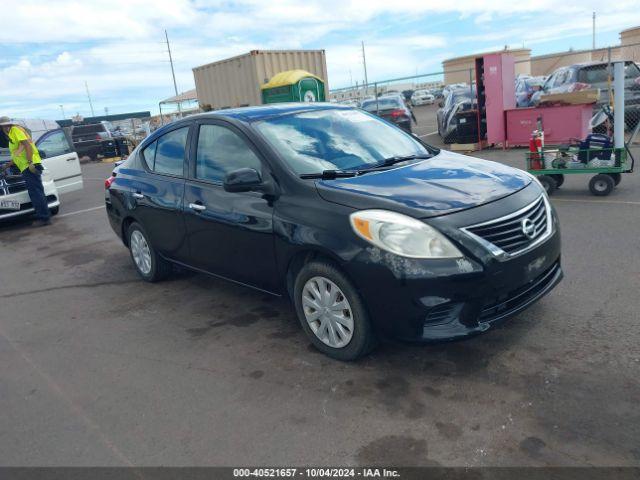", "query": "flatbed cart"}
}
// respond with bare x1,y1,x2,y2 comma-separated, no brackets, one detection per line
526,147,633,196
526,104,639,196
